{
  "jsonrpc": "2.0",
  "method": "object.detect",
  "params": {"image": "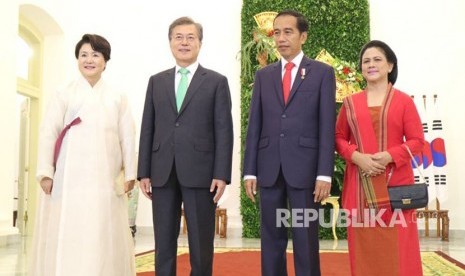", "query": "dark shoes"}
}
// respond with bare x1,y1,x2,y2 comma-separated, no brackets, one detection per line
130,225,137,238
